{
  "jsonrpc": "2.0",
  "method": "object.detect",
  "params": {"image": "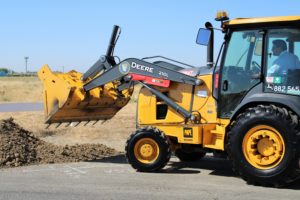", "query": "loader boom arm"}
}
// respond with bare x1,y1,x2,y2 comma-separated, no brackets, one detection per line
84,58,202,91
